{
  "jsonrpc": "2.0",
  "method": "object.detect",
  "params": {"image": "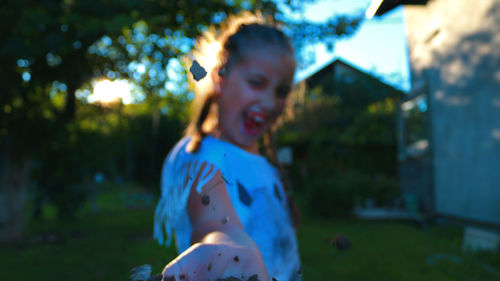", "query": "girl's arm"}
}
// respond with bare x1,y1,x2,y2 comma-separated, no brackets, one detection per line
188,170,250,245
161,168,270,281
